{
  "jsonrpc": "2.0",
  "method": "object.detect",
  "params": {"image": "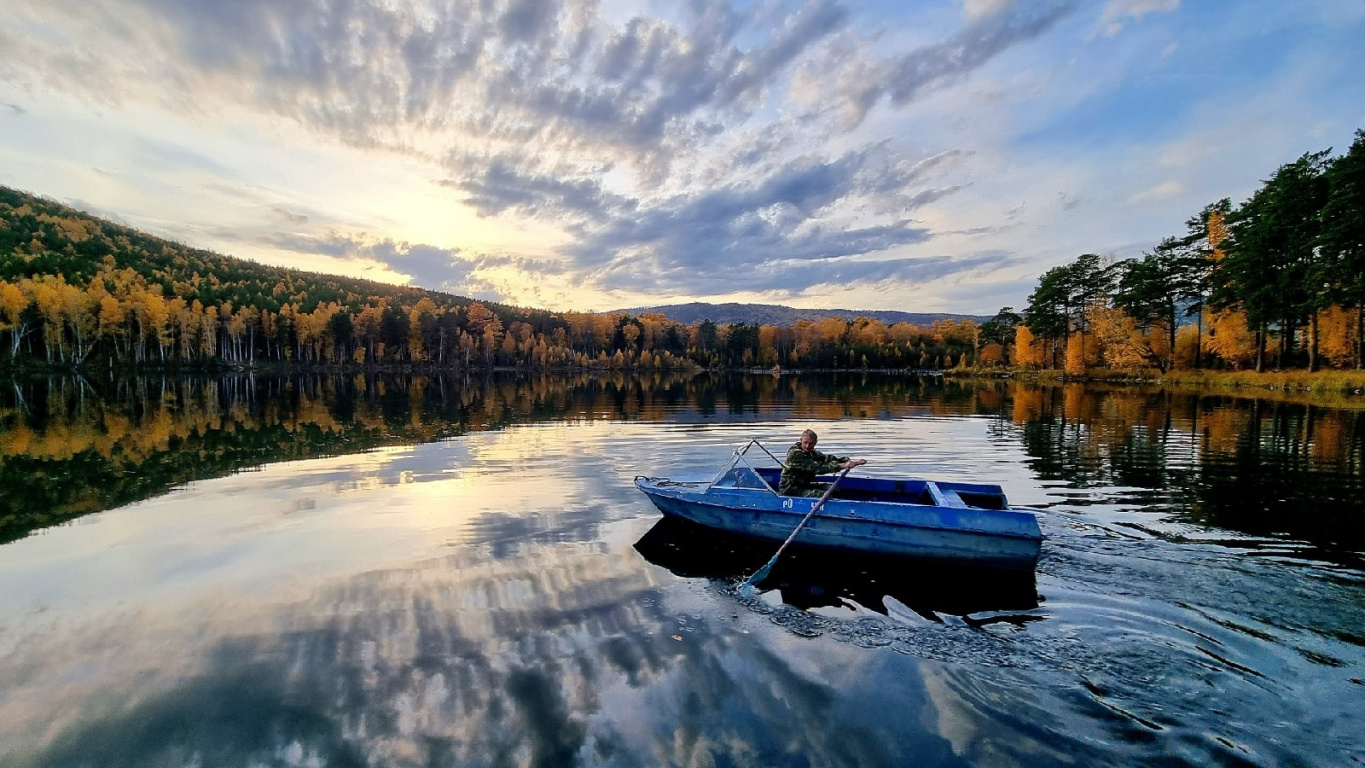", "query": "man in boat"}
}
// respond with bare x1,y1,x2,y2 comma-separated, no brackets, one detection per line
779,429,867,496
